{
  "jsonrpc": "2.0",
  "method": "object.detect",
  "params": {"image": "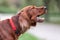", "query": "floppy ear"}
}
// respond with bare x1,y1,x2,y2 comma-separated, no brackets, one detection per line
19,16,30,33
